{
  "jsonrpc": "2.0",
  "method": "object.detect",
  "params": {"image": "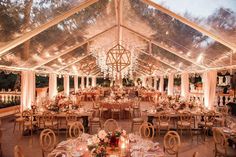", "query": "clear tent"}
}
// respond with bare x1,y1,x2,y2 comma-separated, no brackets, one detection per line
0,0,235,77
